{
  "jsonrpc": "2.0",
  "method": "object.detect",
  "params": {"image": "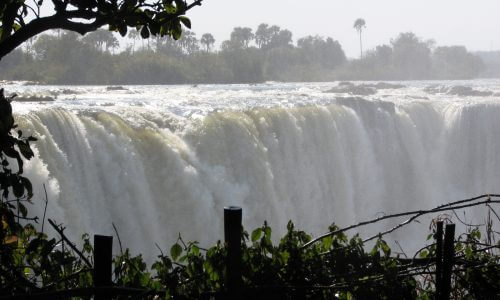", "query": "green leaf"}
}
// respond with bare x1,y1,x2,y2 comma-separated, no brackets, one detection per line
149,22,160,35
118,24,127,37
170,243,182,261
174,0,186,10
18,142,34,160
251,228,262,242
178,16,191,29
163,3,177,14
12,23,21,32
171,22,182,40
41,238,56,256
419,249,429,258
465,246,473,259
281,250,290,263
124,0,138,8
264,227,272,239
140,26,150,39
380,240,391,256
26,238,42,254
13,178,24,198
322,236,333,249
190,244,199,255
18,202,27,217
20,176,33,199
